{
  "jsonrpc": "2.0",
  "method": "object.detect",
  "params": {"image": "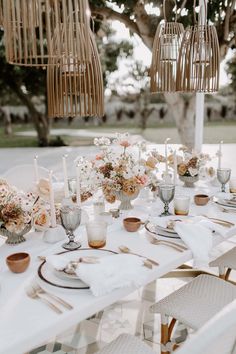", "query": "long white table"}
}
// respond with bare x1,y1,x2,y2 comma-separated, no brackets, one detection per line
0,184,235,354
